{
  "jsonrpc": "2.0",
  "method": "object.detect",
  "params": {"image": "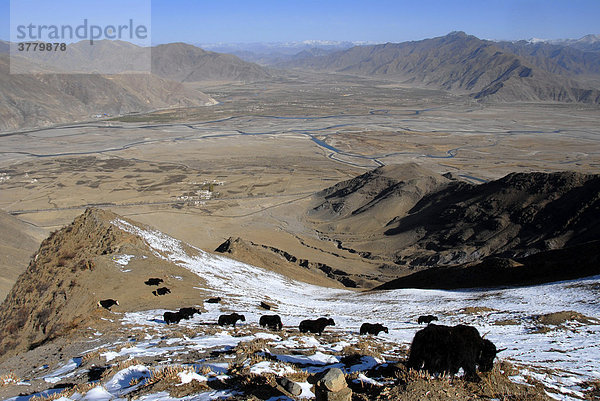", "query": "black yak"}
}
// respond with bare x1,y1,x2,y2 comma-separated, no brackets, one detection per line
97,299,119,310
164,307,201,324
417,315,438,324
206,297,221,303
144,278,163,286
360,323,389,335
407,324,499,382
218,313,246,327
178,307,201,319
163,311,182,324
152,287,171,296
259,314,283,330
299,317,335,335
